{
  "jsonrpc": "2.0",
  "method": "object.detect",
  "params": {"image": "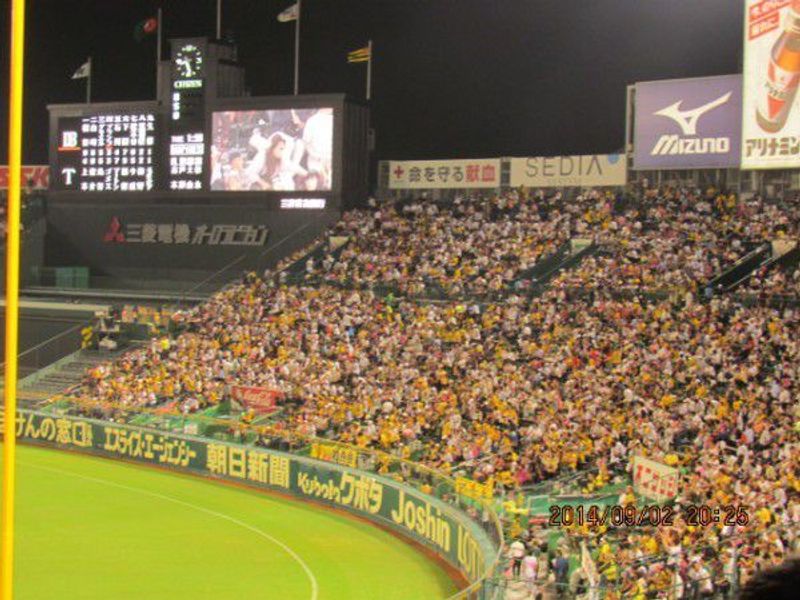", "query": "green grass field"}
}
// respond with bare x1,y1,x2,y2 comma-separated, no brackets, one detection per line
0,443,458,600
